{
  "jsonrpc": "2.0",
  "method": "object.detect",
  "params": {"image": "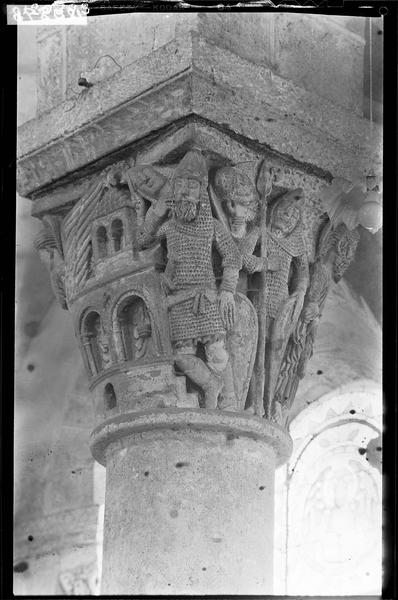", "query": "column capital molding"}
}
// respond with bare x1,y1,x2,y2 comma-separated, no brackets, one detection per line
90,408,293,467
